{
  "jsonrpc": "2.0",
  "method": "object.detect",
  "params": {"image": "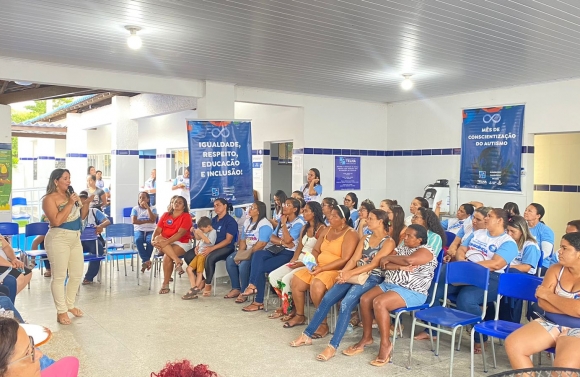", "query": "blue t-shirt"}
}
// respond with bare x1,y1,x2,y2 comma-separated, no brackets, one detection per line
212,214,238,247
511,240,542,275
462,229,519,273
529,222,555,268
273,216,305,251
241,218,273,248
350,210,359,224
